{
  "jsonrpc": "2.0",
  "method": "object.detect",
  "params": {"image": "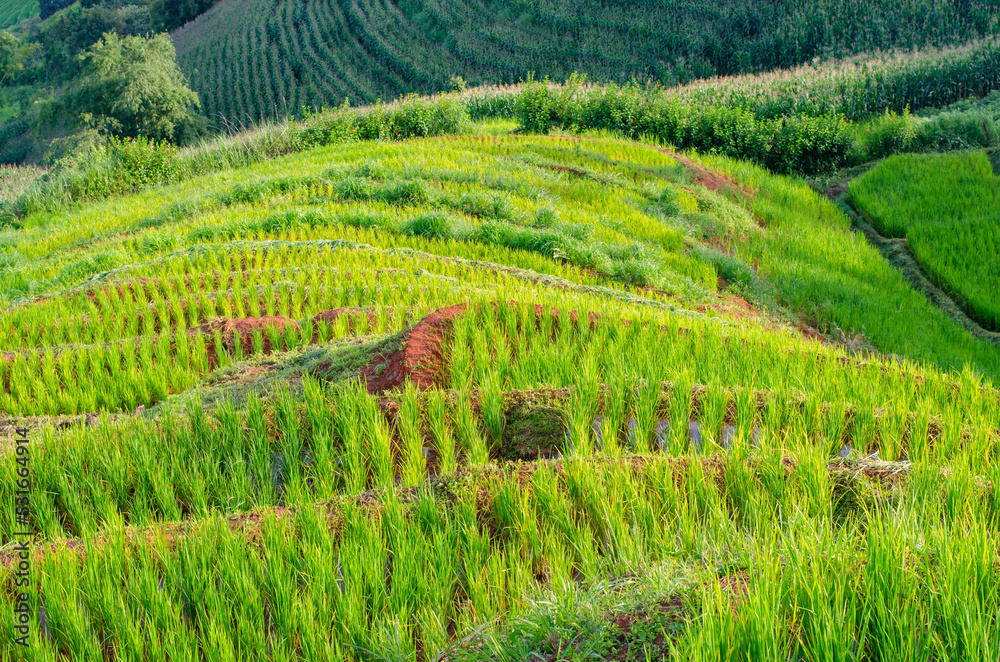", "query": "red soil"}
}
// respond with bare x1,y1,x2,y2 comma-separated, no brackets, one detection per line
310,307,388,340
360,304,467,393
189,315,301,366
669,152,755,200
